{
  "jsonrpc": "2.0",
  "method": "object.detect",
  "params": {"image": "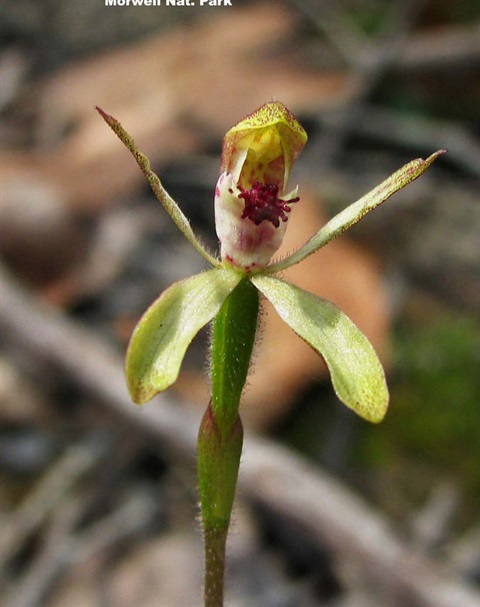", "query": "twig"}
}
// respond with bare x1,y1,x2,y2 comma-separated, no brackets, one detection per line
240,443,480,607
0,263,198,459
340,104,480,177
1,263,479,607
448,523,480,580
399,22,480,69
290,0,367,66
0,438,105,568
3,491,87,607
291,0,429,169
4,490,156,607
411,480,459,552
